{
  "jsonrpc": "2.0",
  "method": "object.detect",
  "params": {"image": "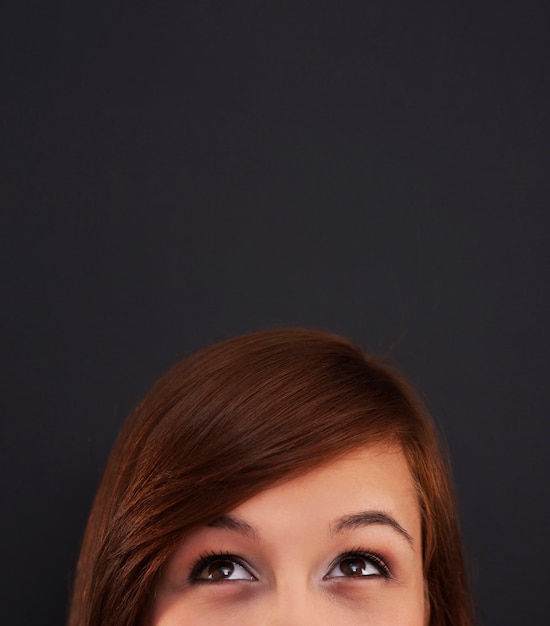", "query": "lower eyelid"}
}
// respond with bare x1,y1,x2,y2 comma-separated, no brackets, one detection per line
186,550,393,587
325,551,392,580
189,554,258,583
